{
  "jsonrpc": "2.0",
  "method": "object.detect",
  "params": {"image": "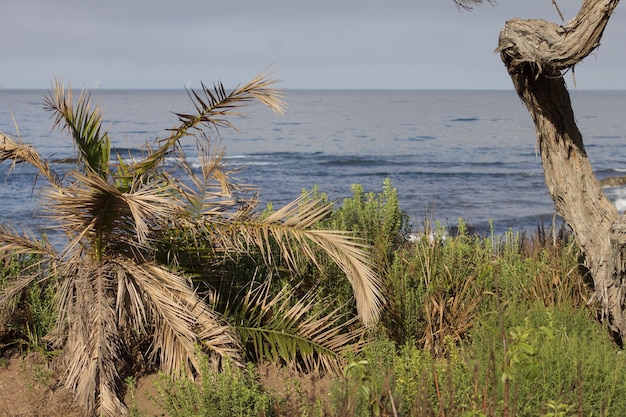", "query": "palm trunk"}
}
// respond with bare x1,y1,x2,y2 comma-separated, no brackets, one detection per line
496,0,626,340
